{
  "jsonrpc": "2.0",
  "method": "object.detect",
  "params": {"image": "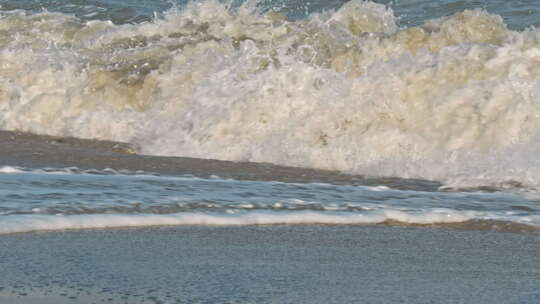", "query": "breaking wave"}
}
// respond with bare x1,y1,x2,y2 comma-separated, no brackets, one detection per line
2,0,540,188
